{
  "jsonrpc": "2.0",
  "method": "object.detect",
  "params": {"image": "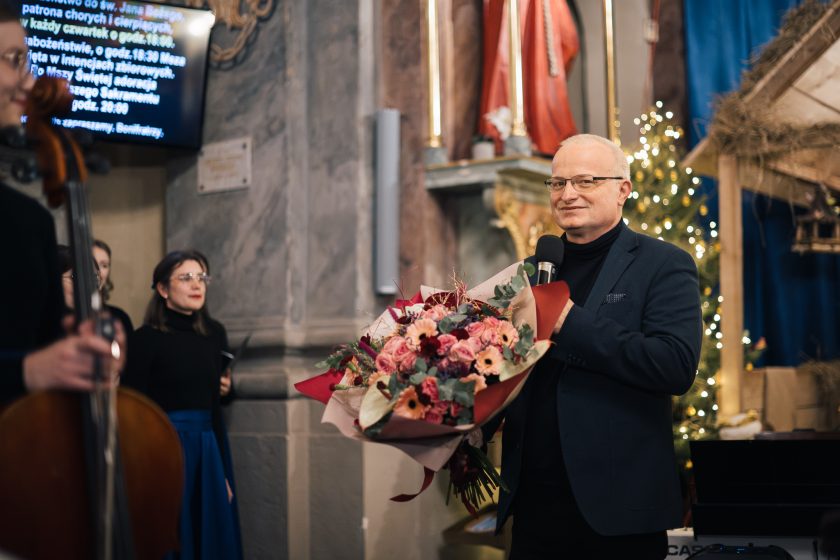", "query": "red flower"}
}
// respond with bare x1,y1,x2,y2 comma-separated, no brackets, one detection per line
450,328,469,340
420,336,441,357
